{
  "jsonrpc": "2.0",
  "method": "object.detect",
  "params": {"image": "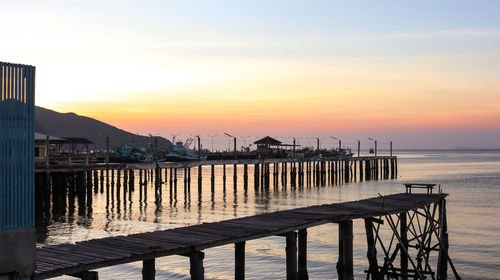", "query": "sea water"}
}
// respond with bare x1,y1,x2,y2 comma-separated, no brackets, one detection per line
37,150,500,279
